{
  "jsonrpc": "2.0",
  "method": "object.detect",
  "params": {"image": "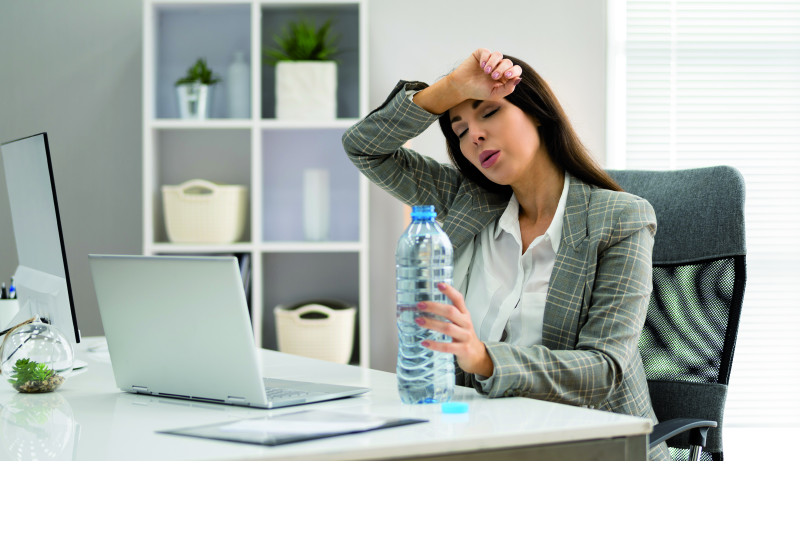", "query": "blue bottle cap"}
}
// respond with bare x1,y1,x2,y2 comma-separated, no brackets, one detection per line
411,205,437,220
441,401,469,414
